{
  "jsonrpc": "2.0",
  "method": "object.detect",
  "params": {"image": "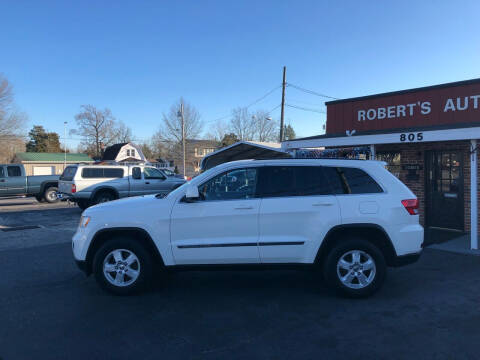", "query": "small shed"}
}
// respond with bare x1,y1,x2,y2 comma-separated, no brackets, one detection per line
200,141,290,171
13,153,94,175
